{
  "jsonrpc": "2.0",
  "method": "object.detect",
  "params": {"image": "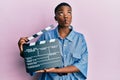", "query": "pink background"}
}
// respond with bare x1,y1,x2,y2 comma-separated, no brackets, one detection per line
0,0,120,80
